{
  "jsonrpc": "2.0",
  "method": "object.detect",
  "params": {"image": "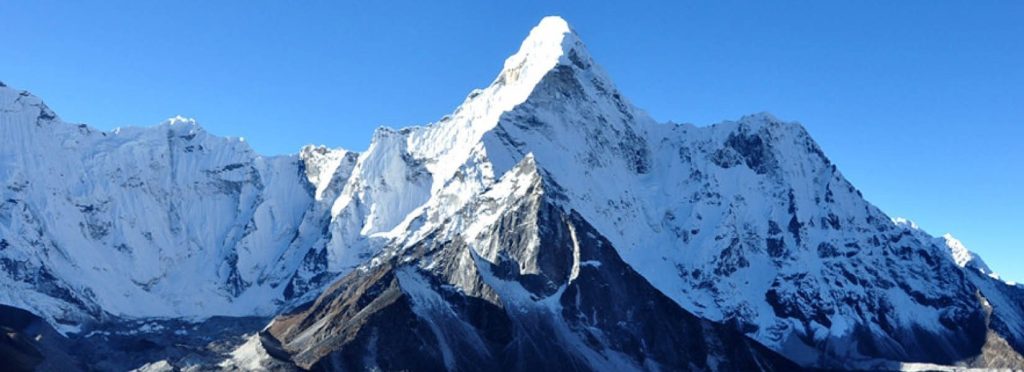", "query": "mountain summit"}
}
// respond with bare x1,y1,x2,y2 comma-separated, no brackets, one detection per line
490,16,612,101
2,16,1022,371
499,16,584,88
